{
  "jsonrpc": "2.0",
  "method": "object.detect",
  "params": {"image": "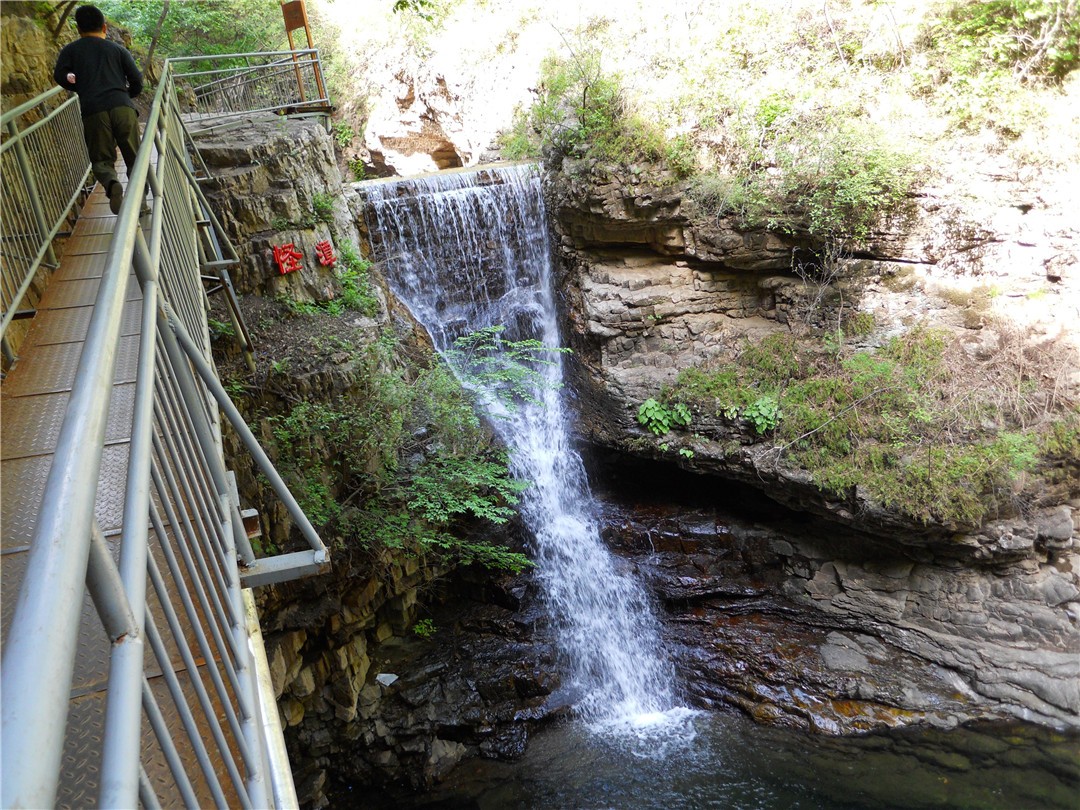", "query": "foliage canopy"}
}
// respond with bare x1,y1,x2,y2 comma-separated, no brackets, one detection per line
98,0,288,59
